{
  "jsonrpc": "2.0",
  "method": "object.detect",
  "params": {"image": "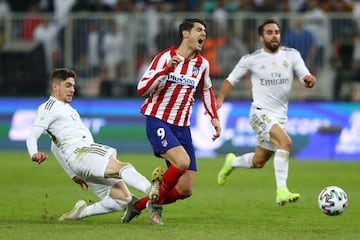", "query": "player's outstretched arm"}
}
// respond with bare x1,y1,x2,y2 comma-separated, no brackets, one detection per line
216,79,233,110
26,126,47,164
